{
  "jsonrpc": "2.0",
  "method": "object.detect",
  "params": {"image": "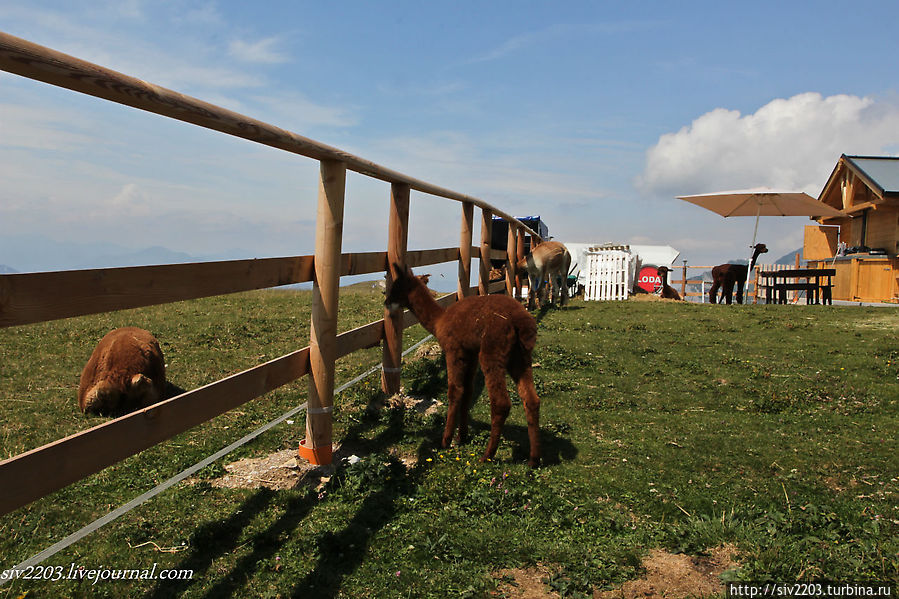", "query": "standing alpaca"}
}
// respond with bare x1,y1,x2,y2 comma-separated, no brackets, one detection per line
515,240,571,310
709,243,768,304
656,266,682,300
385,264,541,467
